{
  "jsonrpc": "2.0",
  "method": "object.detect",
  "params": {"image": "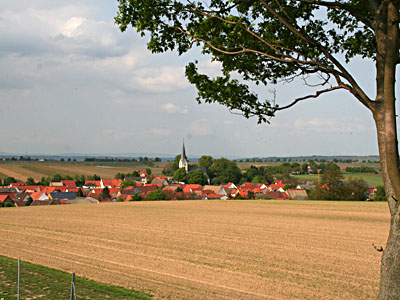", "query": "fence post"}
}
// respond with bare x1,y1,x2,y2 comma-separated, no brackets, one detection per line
17,258,20,300
70,272,75,300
